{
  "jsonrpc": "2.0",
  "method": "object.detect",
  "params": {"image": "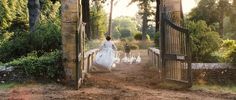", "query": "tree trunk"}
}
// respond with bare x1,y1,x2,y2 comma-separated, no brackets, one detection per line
108,0,114,36
142,3,148,40
28,0,41,32
219,14,224,37
155,0,160,32
82,0,91,40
